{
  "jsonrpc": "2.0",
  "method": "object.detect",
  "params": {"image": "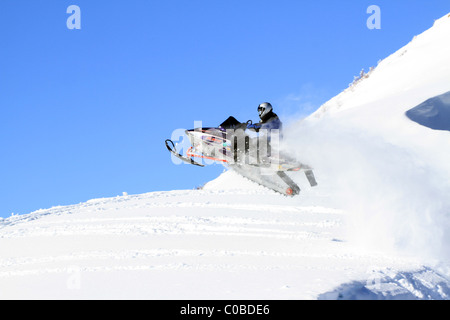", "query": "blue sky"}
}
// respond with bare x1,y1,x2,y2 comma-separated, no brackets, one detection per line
1,0,449,217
